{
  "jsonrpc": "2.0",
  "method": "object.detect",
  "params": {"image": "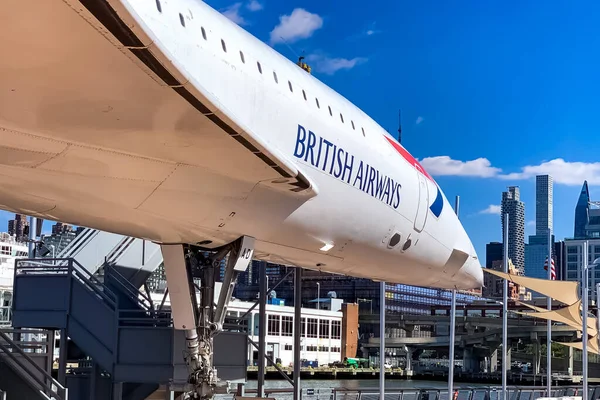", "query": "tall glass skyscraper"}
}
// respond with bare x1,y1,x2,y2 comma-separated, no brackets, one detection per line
525,175,554,281
501,186,525,274
535,175,553,237
574,181,590,239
